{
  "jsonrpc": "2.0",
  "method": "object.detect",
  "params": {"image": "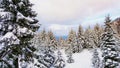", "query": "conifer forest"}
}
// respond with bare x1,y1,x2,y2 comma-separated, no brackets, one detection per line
0,0,120,68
